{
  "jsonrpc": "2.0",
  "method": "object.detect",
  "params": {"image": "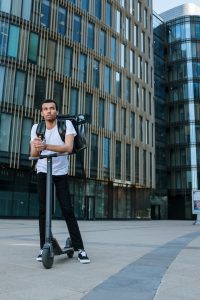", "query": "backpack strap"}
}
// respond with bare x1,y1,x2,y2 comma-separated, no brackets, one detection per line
57,119,66,142
36,120,46,140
